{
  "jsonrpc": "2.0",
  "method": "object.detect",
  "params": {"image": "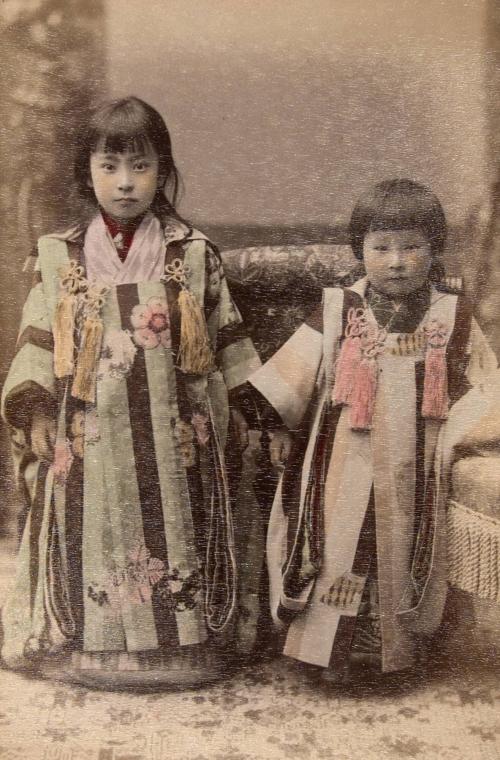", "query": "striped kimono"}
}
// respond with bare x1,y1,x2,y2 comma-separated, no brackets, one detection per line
250,277,496,675
1,211,261,678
